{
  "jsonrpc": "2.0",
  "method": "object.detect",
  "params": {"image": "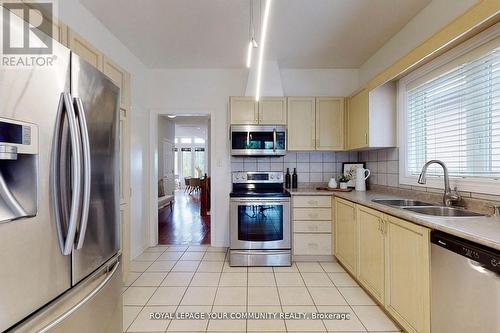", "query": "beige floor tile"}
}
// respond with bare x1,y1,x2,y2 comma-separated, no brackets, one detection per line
296,262,324,272
248,272,276,287
144,246,168,253
180,251,205,261
181,286,217,305
339,287,376,306
278,287,314,305
206,246,228,252
123,272,142,287
317,305,366,332
207,305,246,332
161,272,195,287
248,287,281,305
247,305,286,332
320,262,346,273
301,273,334,287
171,260,200,272
197,261,224,272
159,252,184,261
223,262,247,273
123,287,156,306
328,273,358,287
248,266,273,273
275,272,305,286
282,306,326,332
352,306,399,332
123,306,142,331
203,252,227,261
130,261,153,273
214,287,247,305
190,272,221,286
132,272,168,287
147,260,177,272
127,305,175,332
148,286,187,305
167,305,211,332
187,245,209,252
134,252,163,261
165,245,188,252
219,272,247,287
273,263,298,273
308,287,347,306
